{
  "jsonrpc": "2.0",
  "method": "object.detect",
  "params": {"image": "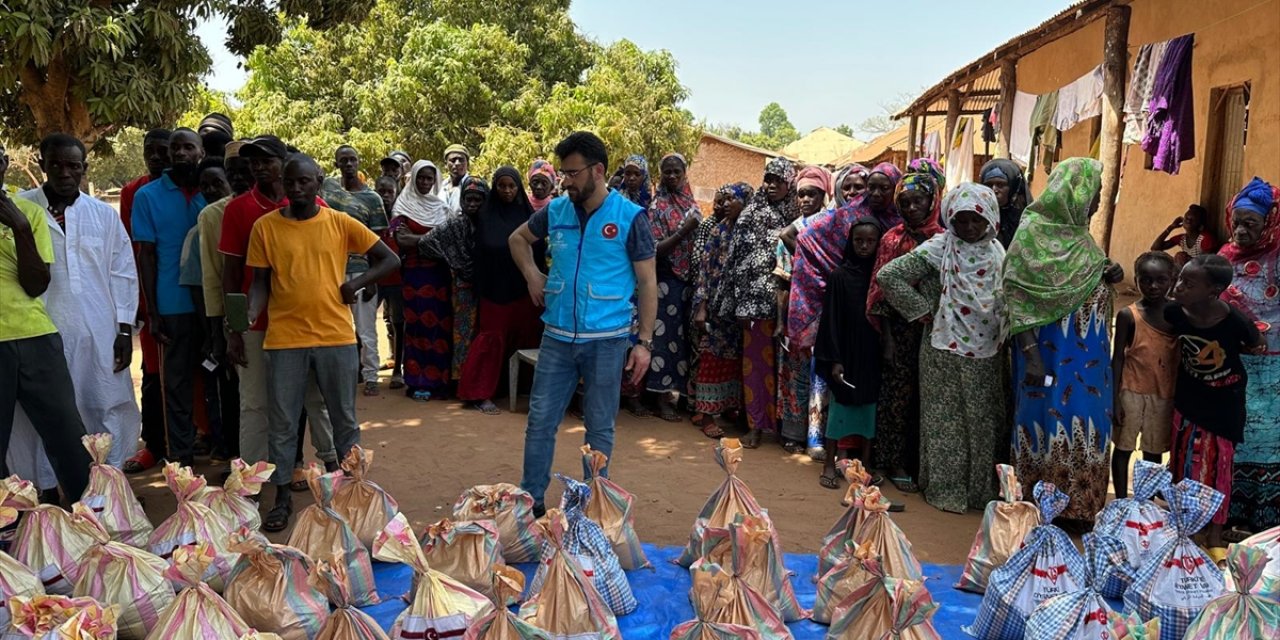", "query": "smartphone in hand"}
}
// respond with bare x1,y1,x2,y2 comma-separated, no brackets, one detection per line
225,293,249,333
